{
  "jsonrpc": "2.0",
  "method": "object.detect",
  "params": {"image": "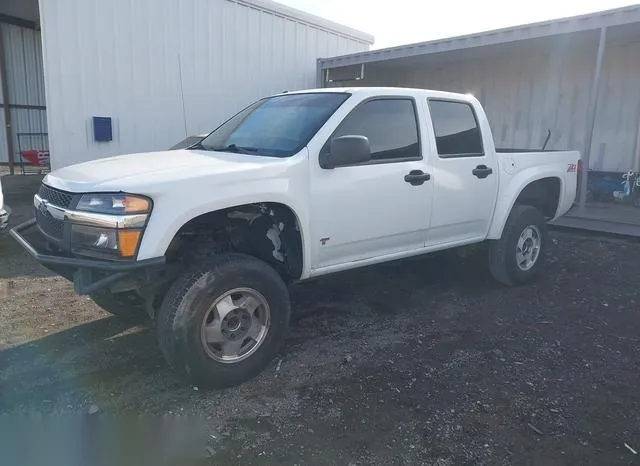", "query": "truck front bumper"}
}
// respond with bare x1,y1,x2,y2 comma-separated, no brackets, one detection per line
0,205,10,233
10,219,165,294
